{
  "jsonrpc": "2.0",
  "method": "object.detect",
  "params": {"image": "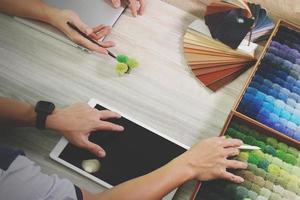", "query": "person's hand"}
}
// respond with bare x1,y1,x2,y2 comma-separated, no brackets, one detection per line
46,103,124,157
48,9,115,54
174,136,247,183
111,0,145,17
